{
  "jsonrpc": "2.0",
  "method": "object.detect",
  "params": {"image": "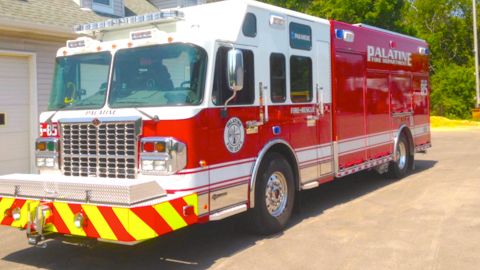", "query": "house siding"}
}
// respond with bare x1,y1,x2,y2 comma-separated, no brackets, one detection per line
0,35,62,114
149,0,206,9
